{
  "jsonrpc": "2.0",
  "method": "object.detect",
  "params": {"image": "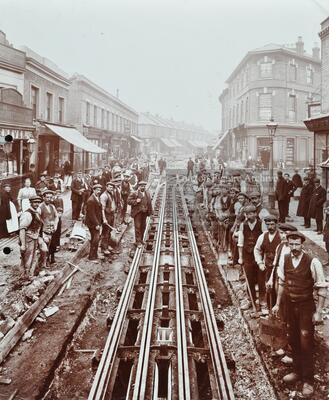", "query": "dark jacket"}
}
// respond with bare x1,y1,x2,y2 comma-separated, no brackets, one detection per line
85,194,102,228
292,173,303,188
128,190,153,218
71,178,87,201
286,180,296,198
308,185,327,219
275,176,289,201
296,183,313,217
